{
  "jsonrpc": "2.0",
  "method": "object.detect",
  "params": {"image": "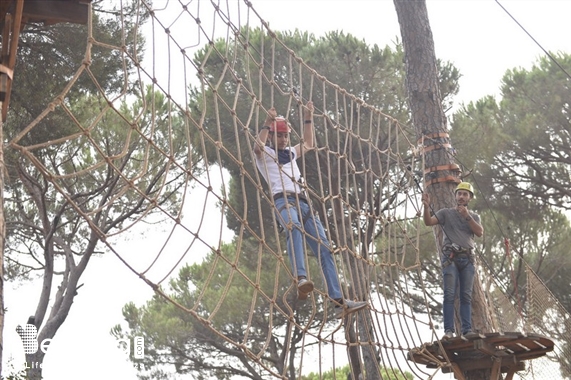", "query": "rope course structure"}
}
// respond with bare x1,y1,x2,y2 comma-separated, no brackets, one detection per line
2,1,569,379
